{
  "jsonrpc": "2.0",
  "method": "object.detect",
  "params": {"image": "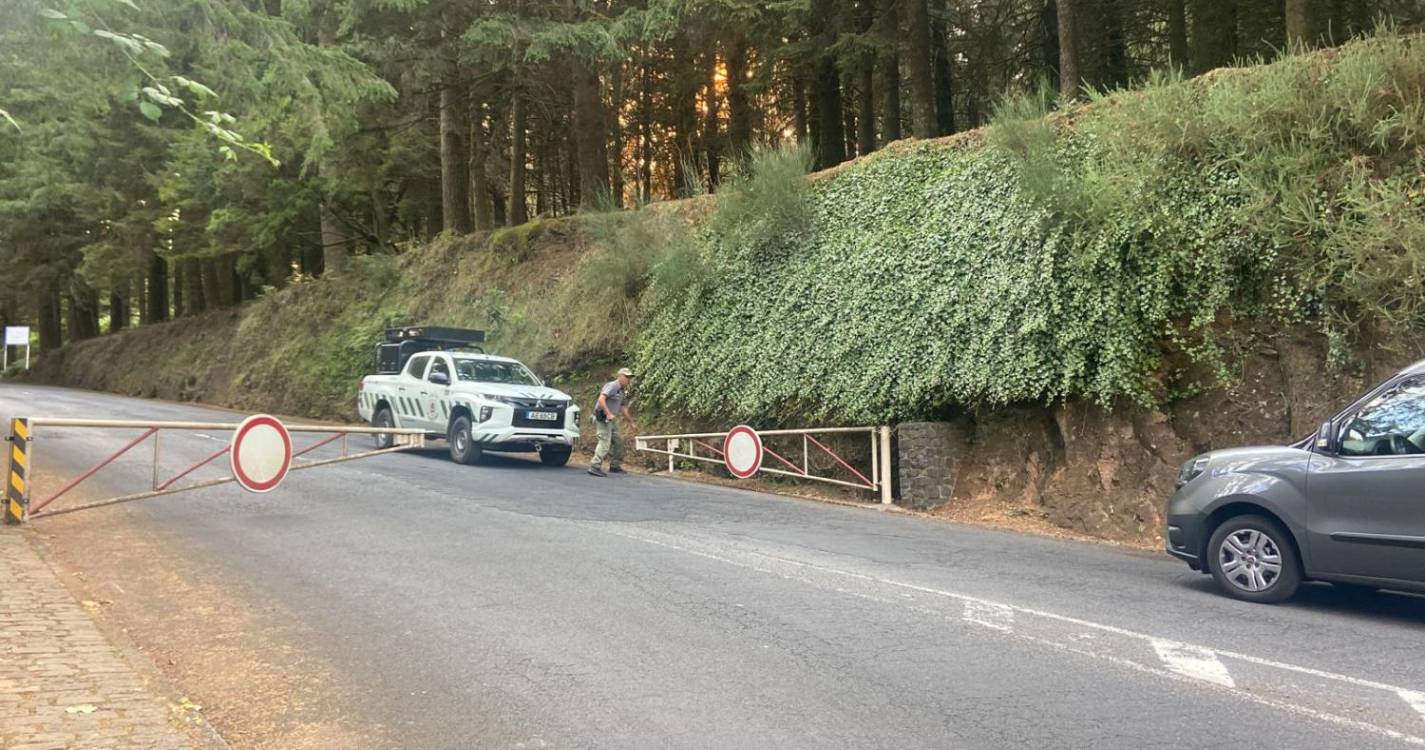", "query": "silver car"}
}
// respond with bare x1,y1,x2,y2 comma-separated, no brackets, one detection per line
1166,358,1425,603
